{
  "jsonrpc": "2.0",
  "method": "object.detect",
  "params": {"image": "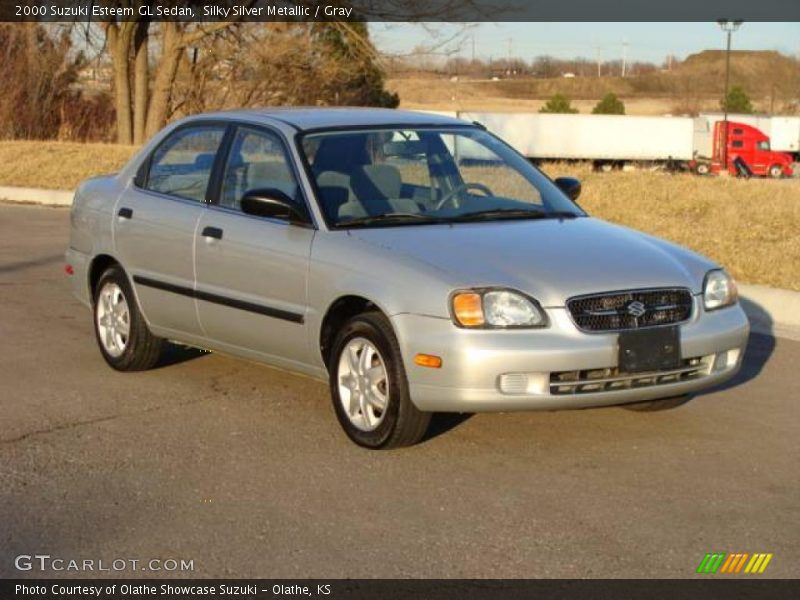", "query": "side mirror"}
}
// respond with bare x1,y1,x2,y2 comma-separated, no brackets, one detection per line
240,188,309,224
555,177,581,202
